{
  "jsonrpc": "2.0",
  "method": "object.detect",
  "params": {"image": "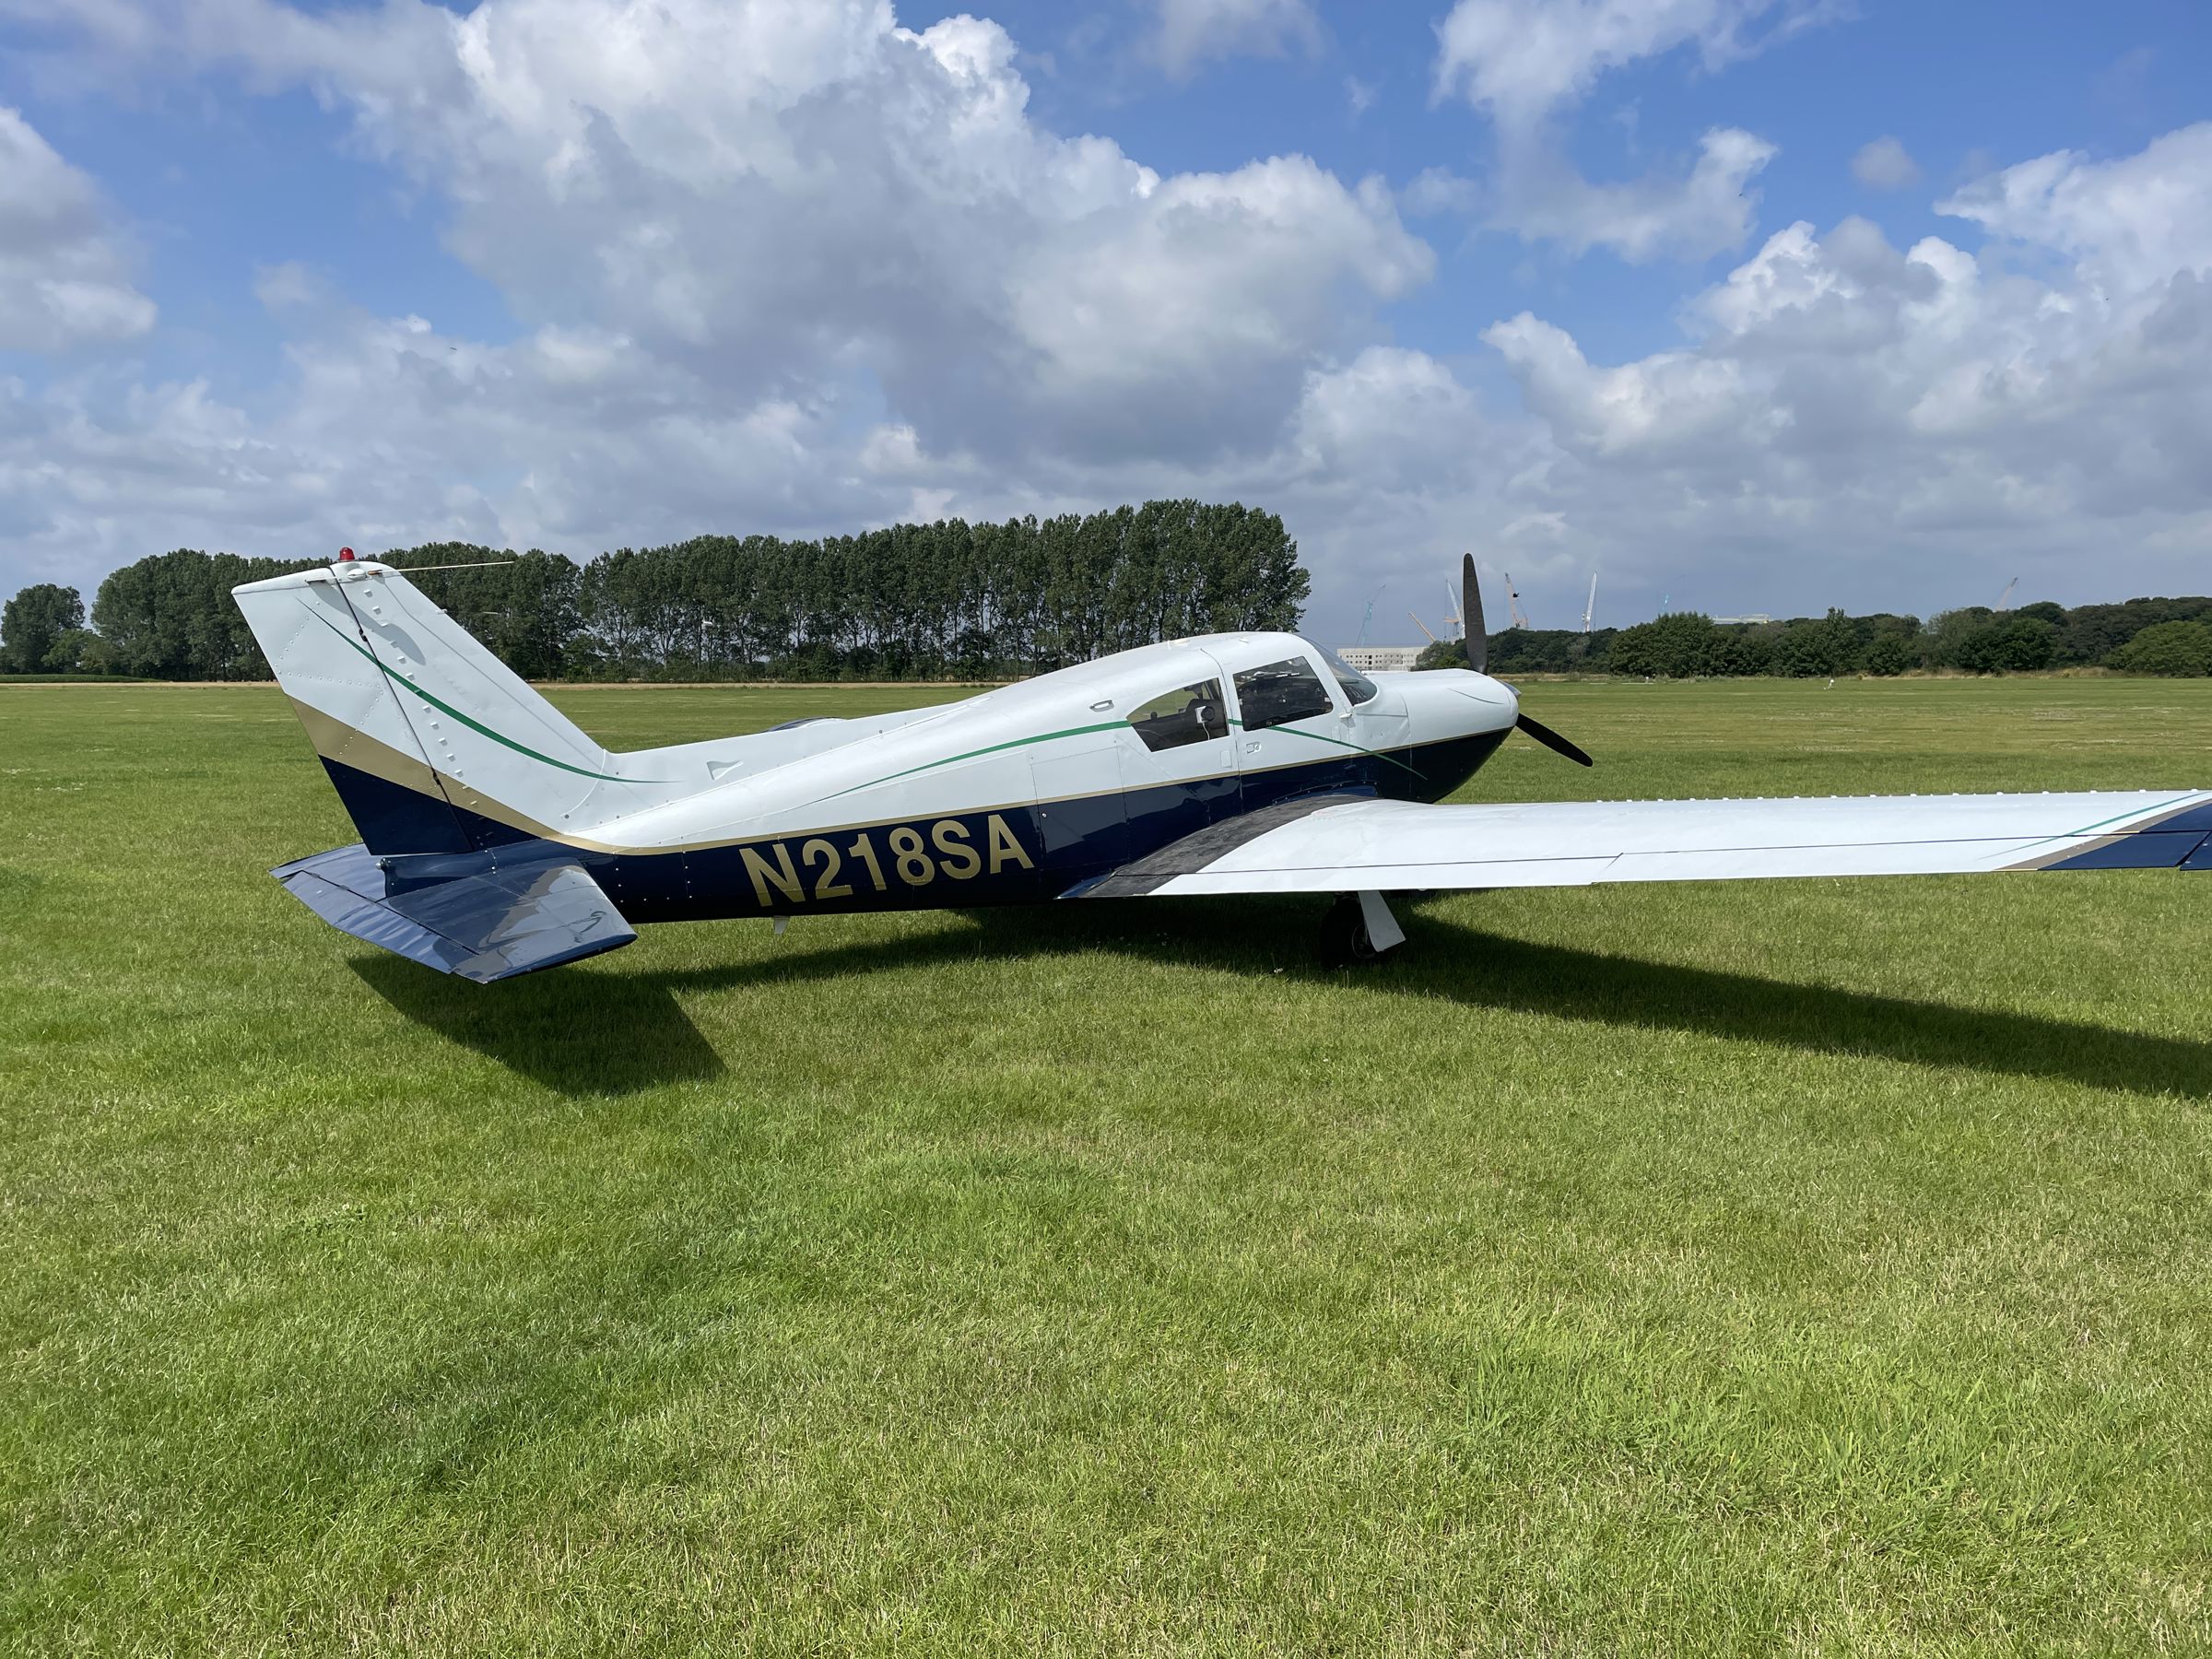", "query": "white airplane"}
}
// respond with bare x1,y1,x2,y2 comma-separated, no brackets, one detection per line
232,554,2212,982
